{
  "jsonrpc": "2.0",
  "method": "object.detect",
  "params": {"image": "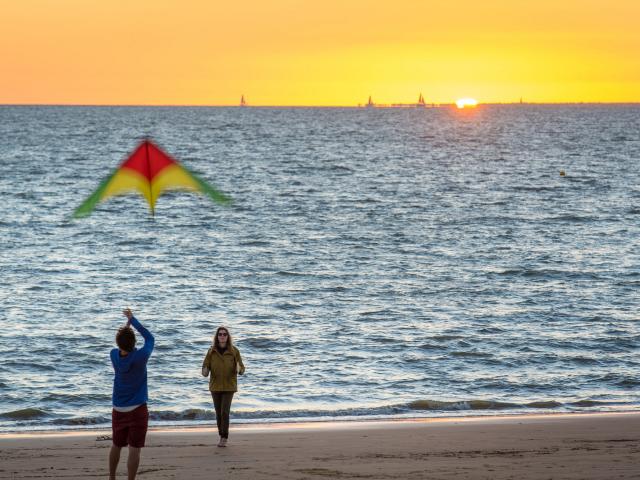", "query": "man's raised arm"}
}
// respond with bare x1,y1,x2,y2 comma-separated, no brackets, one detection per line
123,308,154,358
